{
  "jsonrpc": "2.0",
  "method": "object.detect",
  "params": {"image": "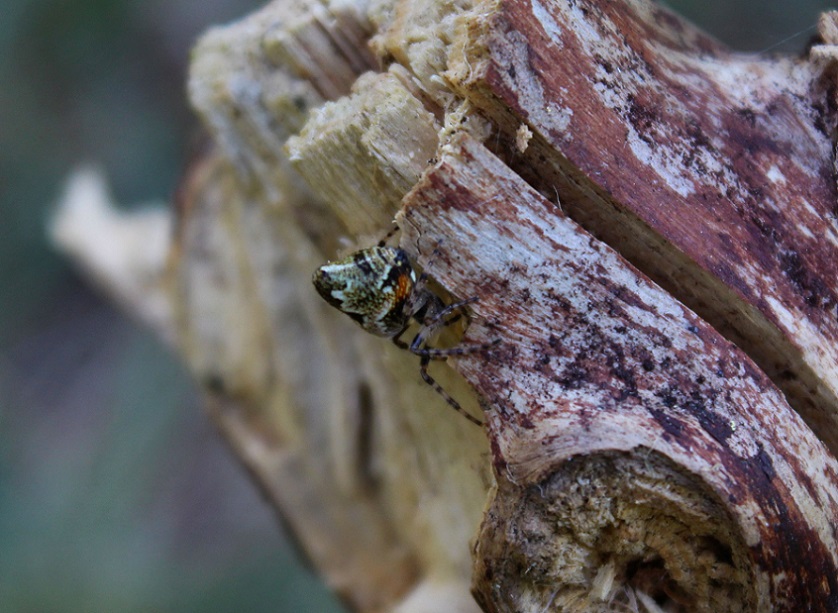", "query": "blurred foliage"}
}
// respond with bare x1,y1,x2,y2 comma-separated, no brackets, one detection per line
667,0,831,53
0,0,346,611
0,0,833,611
